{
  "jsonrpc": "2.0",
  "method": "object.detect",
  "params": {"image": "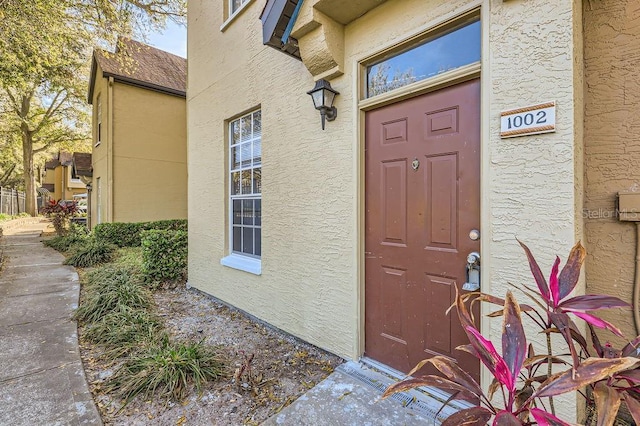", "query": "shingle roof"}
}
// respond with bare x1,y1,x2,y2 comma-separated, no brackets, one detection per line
88,38,186,103
45,151,73,170
72,152,92,177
